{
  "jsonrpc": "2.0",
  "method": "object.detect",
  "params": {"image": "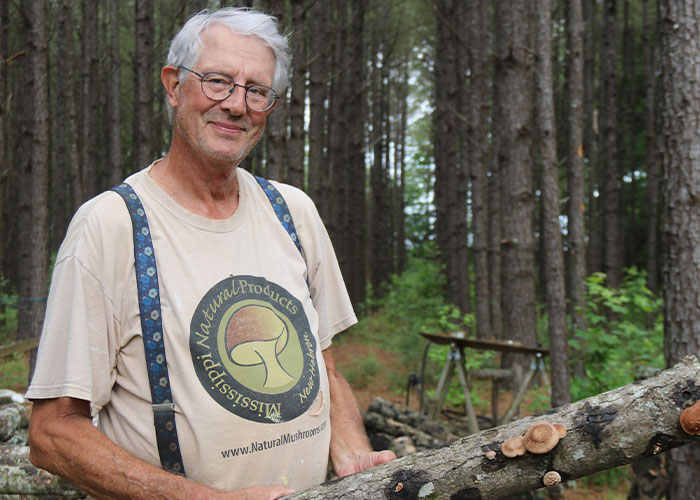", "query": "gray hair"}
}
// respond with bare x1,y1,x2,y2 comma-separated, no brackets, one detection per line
165,7,290,119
